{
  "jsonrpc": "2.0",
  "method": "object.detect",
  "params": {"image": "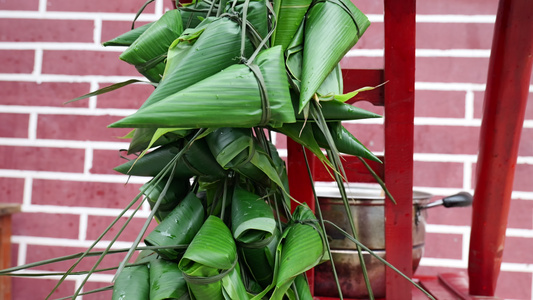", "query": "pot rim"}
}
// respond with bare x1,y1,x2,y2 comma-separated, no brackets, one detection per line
315,182,432,203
